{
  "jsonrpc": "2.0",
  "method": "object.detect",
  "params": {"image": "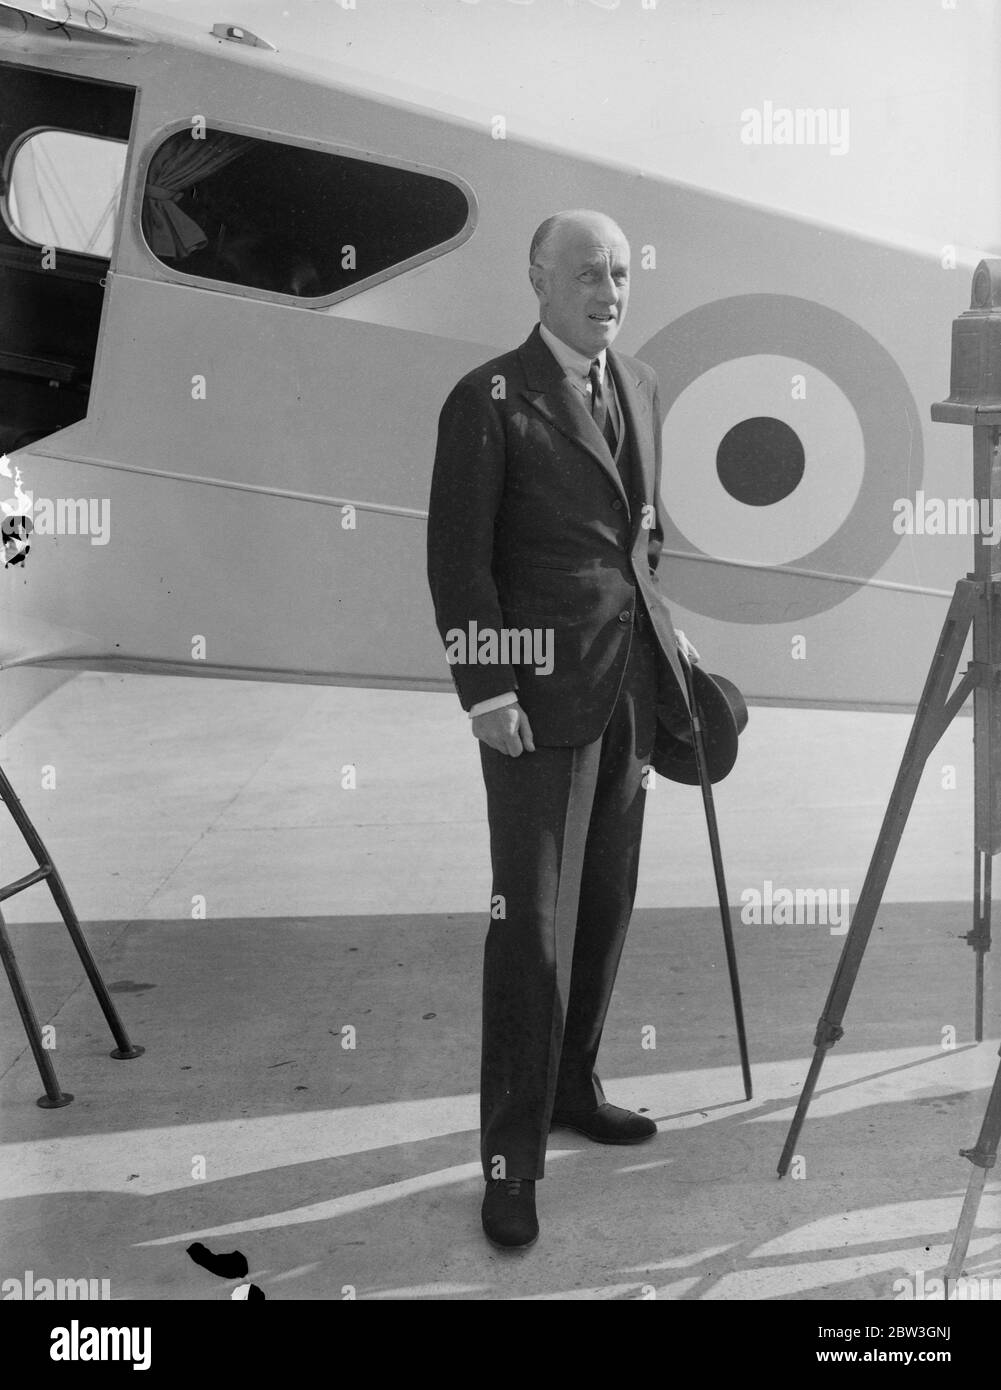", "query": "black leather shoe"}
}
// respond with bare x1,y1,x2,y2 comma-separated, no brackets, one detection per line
481,1177,538,1249
550,1102,657,1144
